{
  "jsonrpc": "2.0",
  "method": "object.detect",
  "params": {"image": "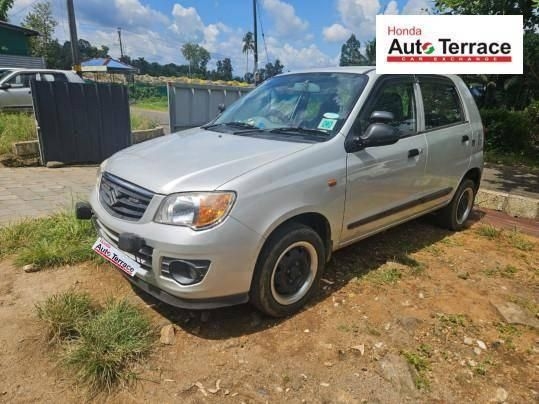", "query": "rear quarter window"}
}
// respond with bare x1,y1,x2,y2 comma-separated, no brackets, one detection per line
420,79,465,130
